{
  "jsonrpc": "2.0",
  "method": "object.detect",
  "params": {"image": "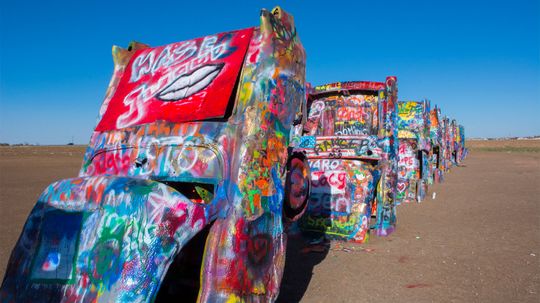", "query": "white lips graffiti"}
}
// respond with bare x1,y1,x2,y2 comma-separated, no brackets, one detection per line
156,64,224,101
